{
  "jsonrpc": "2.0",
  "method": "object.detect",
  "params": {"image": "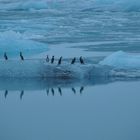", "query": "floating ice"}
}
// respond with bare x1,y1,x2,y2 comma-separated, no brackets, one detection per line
99,51,140,69
0,0,48,11
85,0,140,12
1,0,140,12
0,60,90,78
0,30,48,57
0,57,140,78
